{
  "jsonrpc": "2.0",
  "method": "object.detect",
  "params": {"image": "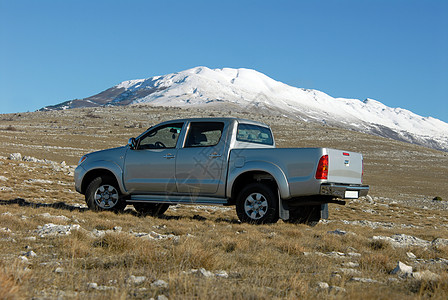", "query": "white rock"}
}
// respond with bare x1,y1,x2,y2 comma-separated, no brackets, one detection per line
215,270,229,278
18,256,29,263
0,176,7,181
127,275,147,285
342,262,359,268
391,261,413,276
87,282,98,289
327,229,347,235
432,238,448,247
329,286,346,293
8,153,22,161
24,250,37,258
150,279,168,288
412,270,440,281
54,267,64,273
349,277,381,283
337,268,362,276
407,252,417,259
317,281,329,290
